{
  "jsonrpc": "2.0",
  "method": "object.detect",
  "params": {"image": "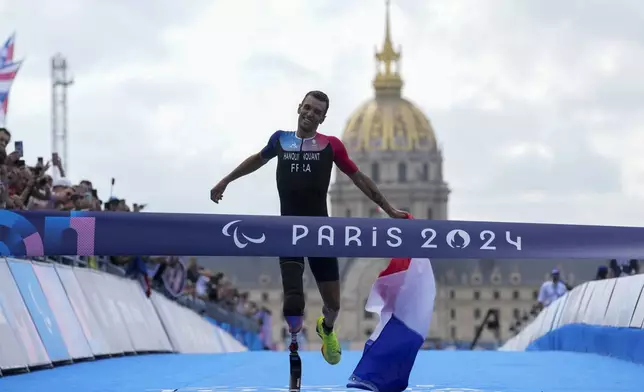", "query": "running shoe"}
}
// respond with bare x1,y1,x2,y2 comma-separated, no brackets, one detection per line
316,315,341,365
